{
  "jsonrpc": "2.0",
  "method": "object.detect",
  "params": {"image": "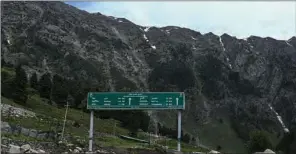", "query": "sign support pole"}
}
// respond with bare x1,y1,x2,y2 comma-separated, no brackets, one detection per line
177,110,182,152
176,97,182,152
89,110,94,152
